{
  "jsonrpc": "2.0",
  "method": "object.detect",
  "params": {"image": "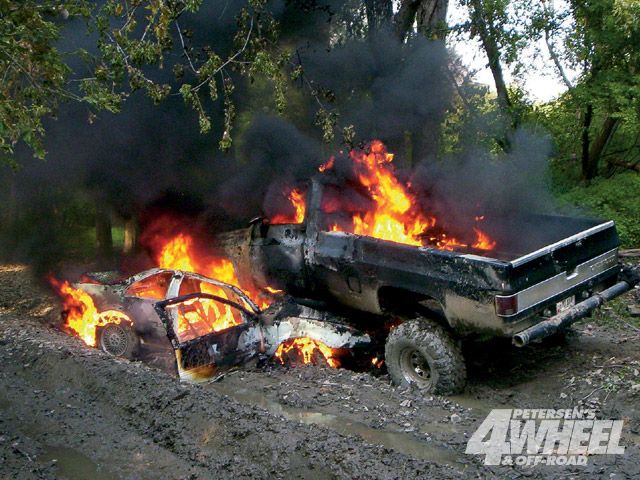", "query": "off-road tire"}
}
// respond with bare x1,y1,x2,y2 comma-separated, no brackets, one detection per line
385,318,466,395
98,322,139,360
